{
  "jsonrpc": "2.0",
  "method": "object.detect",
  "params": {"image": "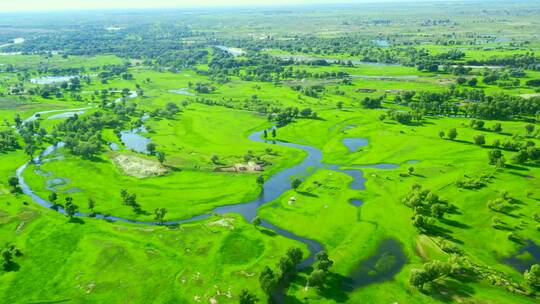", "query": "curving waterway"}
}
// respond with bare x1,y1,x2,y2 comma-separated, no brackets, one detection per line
16,124,406,283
